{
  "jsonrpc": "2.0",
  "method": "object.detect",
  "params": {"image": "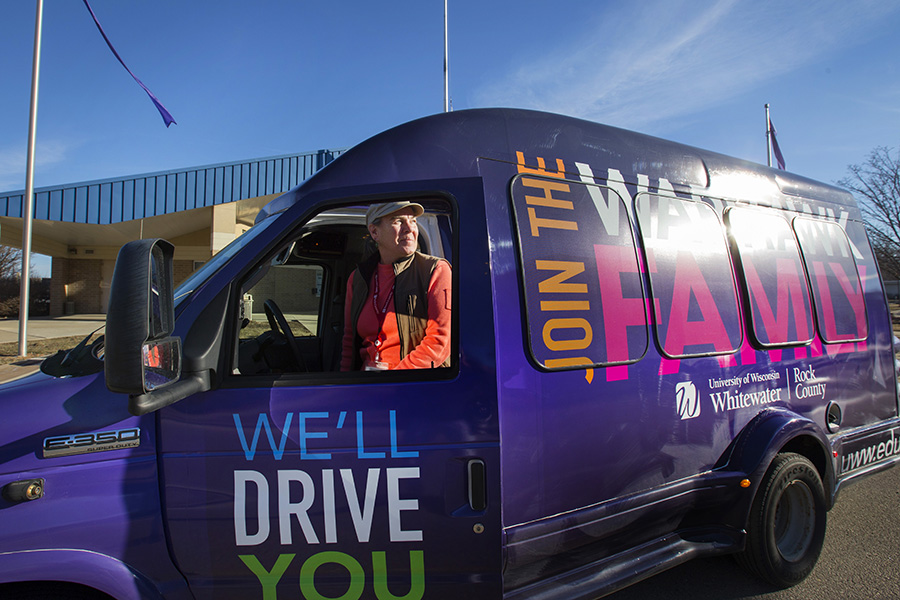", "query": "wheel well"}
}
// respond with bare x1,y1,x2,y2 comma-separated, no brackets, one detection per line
780,435,829,482
0,581,114,600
